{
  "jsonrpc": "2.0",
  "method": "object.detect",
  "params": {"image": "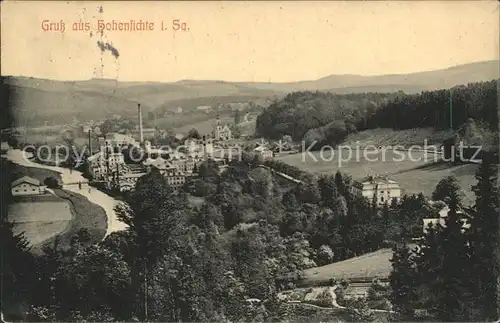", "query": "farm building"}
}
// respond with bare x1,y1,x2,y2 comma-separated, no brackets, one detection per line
11,176,47,196
352,175,401,205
